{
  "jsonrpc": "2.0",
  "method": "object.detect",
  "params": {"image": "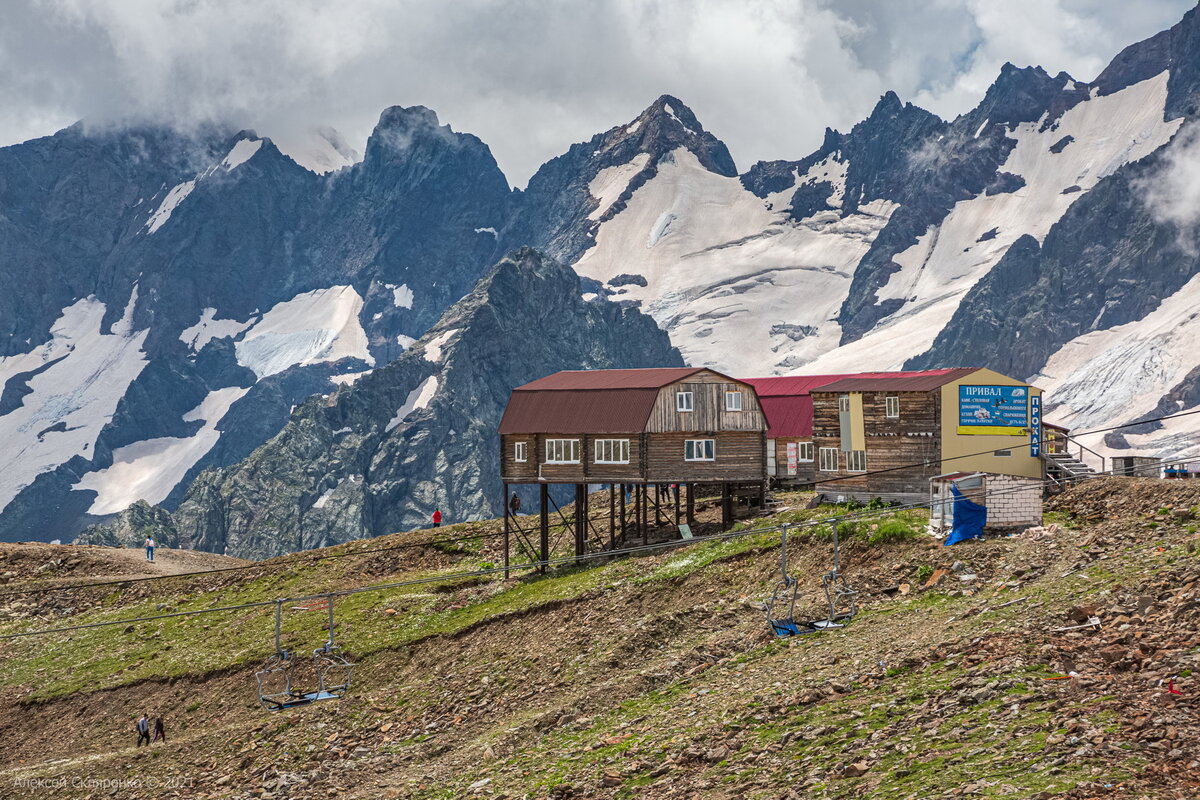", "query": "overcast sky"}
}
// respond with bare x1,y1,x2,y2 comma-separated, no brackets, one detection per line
0,0,1193,185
